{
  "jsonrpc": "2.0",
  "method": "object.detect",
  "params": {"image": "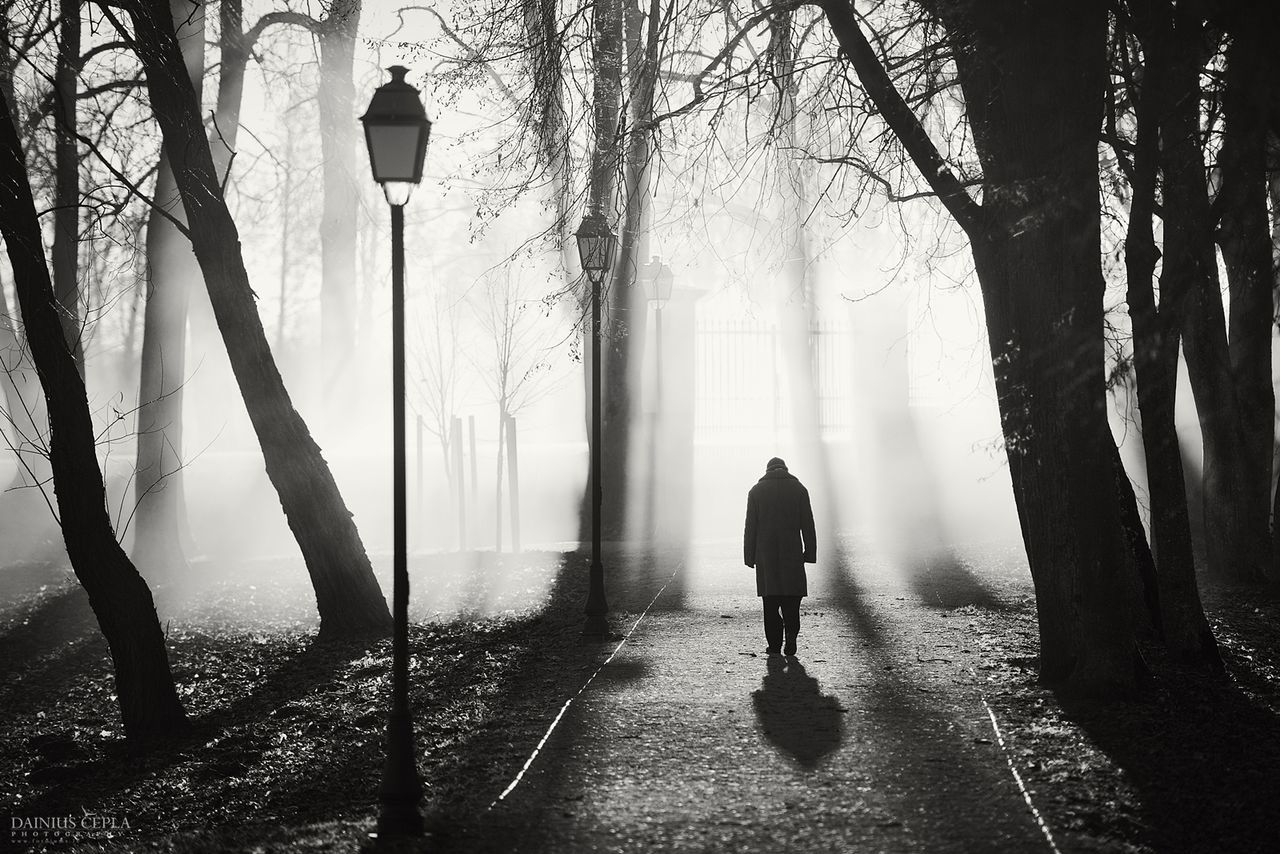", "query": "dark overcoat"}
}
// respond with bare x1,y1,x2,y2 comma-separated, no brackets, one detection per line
743,467,817,597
